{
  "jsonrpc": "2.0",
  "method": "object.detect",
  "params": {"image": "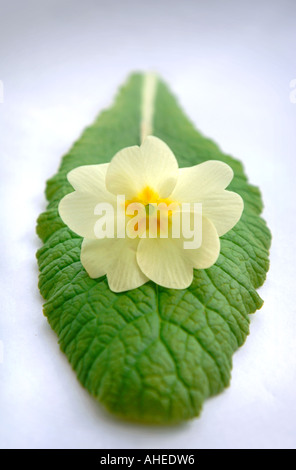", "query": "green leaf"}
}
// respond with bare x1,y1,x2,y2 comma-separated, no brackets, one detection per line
36,74,271,423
